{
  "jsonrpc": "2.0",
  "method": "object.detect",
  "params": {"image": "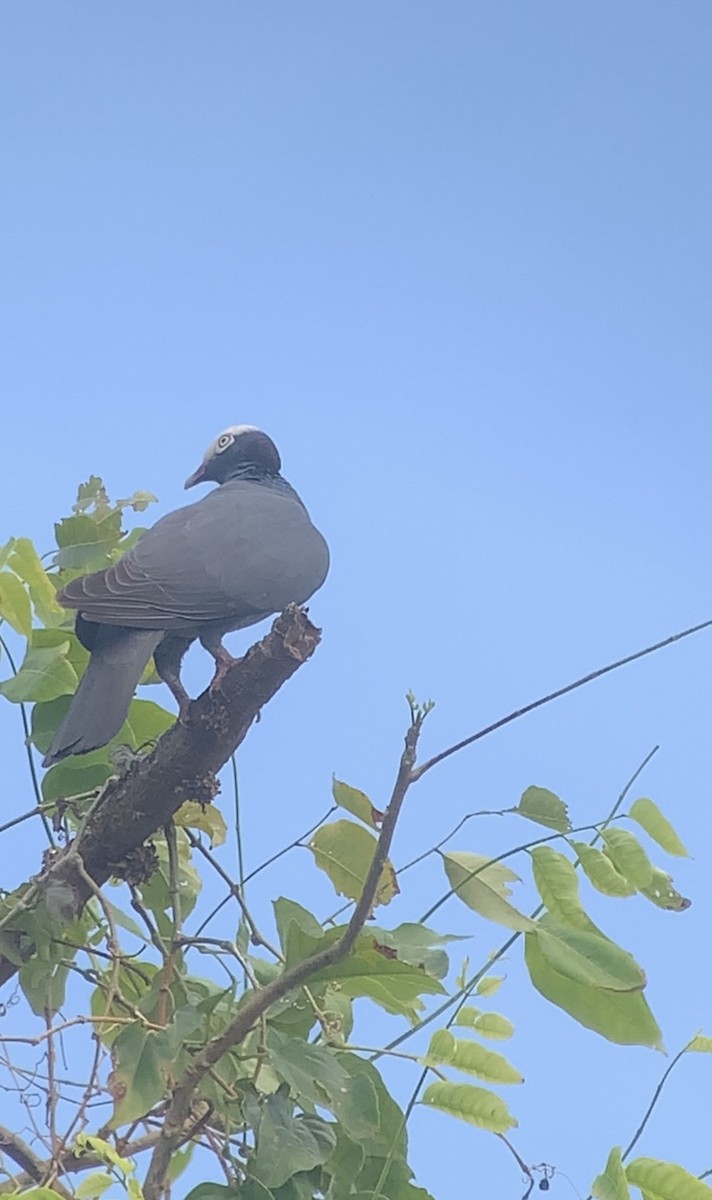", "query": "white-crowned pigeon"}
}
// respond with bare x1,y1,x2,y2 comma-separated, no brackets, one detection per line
42,426,329,766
